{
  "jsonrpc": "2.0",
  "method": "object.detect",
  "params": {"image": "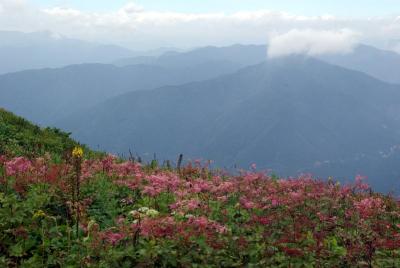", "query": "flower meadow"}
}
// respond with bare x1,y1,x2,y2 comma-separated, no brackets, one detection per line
1,153,400,267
